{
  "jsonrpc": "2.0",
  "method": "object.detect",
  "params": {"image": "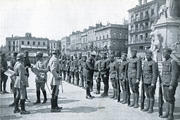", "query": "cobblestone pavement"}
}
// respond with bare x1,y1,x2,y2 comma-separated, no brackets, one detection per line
0,70,180,120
